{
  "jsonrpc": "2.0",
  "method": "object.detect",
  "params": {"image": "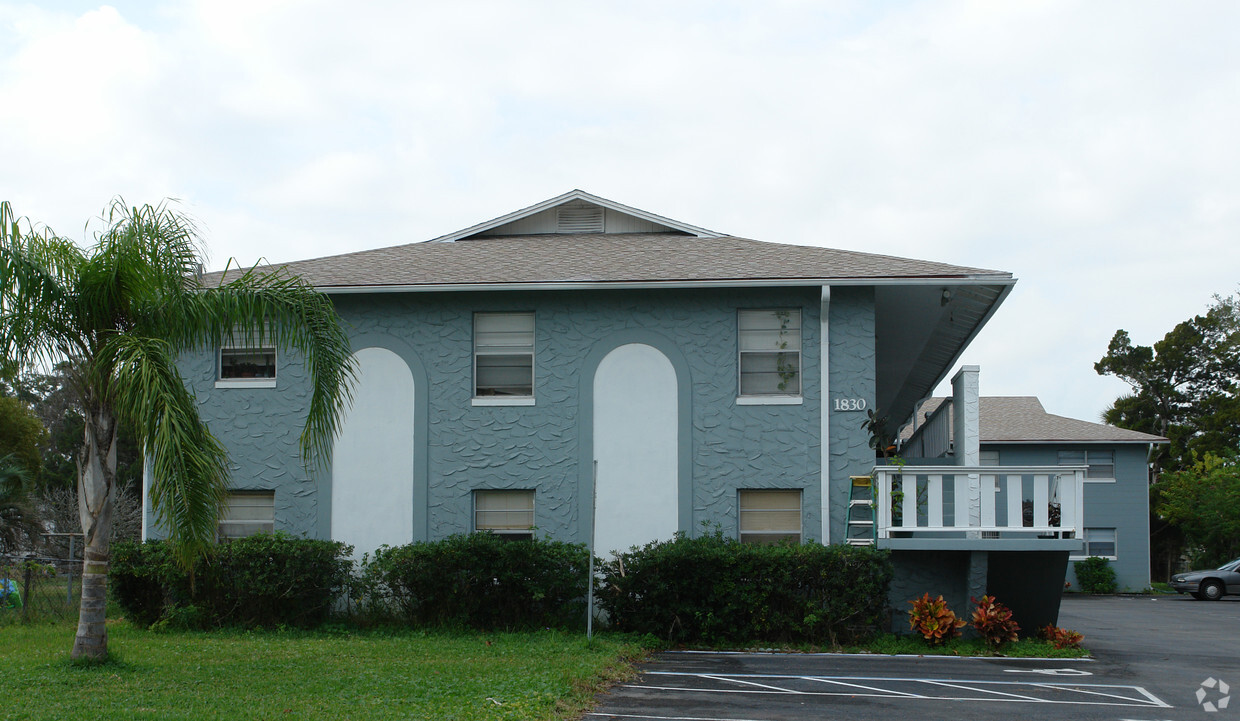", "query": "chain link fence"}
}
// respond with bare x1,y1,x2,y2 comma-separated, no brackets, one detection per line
1,533,83,624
